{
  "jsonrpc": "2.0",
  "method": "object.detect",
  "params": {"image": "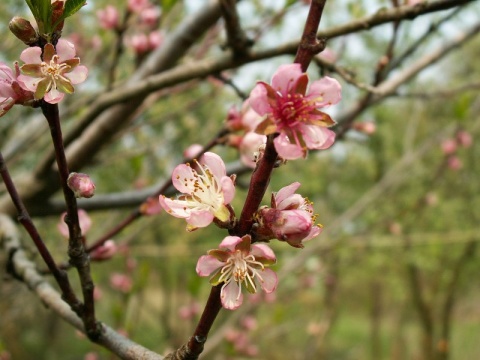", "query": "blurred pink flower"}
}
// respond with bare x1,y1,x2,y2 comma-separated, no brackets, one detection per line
447,155,462,170
140,7,161,27
183,144,203,159
159,152,235,231
240,315,258,331
353,121,376,135
255,182,322,248
178,302,201,320
90,240,117,261
58,209,92,238
456,130,472,148
318,47,337,63
140,196,163,215
441,139,457,155
97,5,120,30
196,235,277,310
249,63,341,159
239,132,266,168
128,0,149,13
148,30,163,50
110,273,133,293
0,62,33,117
128,33,150,54
18,40,88,104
